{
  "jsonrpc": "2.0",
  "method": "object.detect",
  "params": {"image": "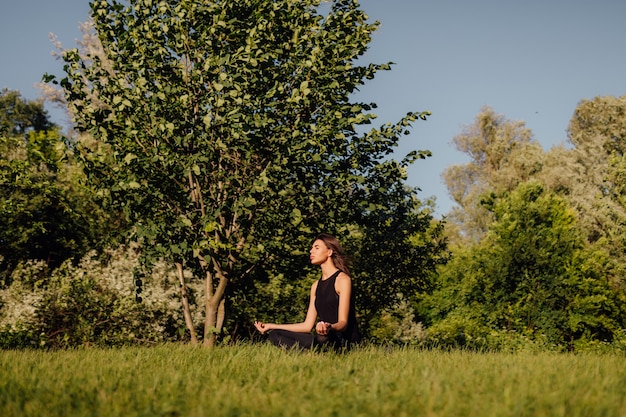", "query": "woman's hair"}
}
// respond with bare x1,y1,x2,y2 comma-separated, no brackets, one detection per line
314,233,351,276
